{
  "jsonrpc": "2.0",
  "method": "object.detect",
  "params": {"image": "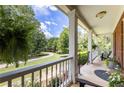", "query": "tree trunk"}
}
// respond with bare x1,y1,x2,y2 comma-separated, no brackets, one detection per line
24,61,27,65
5,64,9,68
15,62,19,68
